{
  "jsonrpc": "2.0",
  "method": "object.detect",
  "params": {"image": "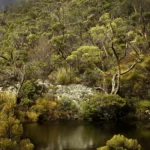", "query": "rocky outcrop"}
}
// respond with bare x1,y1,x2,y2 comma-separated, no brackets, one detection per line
49,84,95,103
0,79,95,103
